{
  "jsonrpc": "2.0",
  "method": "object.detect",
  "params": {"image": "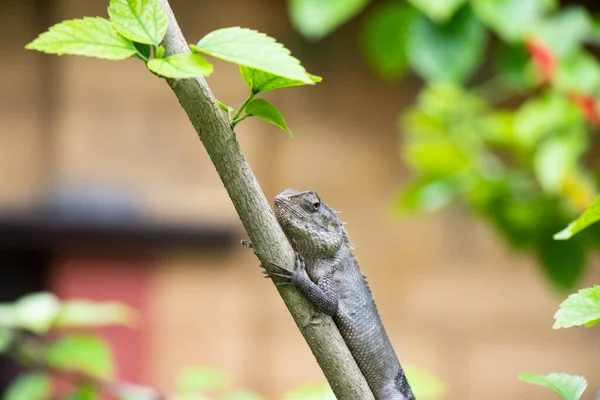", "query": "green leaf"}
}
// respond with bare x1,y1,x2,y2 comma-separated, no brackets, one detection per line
222,390,265,400
0,304,15,326
0,327,13,353
133,41,151,60
519,373,587,400
282,384,336,400
55,300,138,329
407,6,487,83
288,0,370,40
14,292,60,334
191,27,313,84
401,110,471,177
473,0,555,42
534,6,592,59
538,231,586,291
407,0,466,23
245,99,292,135
554,286,600,329
240,66,321,94
555,196,600,240
513,93,582,148
63,384,98,400
553,52,600,95
534,133,586,194
47,335,114,379
147,53,213,78
107,0,168,46
495,44,537,90
405,366,445,399
5,373,51,400
360,1,415,81
177,366,228,394
394,177,457,212
25,17,137,60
